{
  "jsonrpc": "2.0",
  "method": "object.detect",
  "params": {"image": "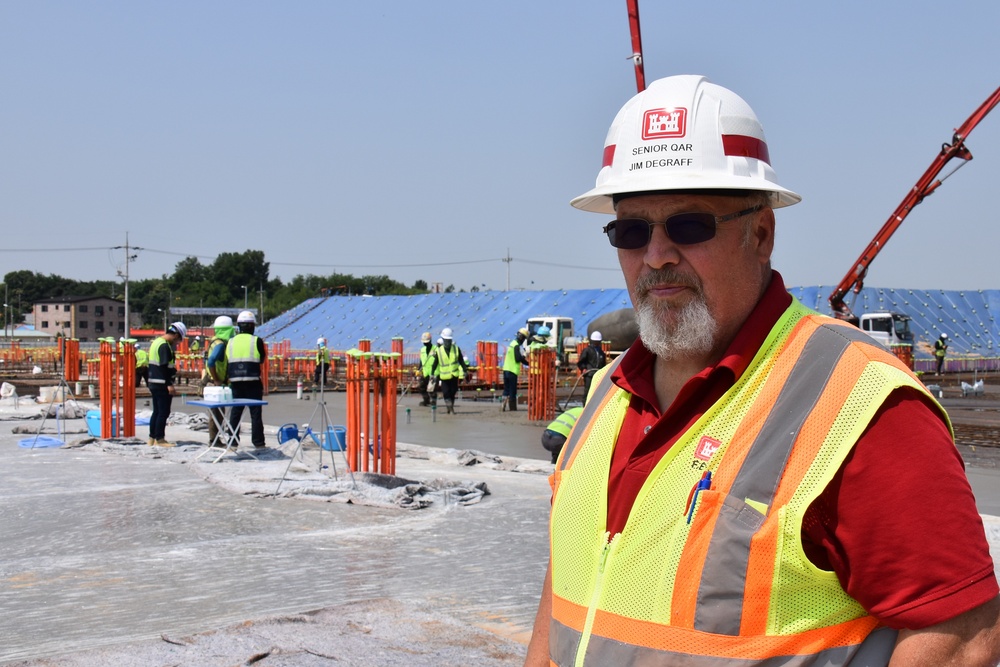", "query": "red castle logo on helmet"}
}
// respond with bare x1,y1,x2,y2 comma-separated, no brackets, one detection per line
642,107,687,140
